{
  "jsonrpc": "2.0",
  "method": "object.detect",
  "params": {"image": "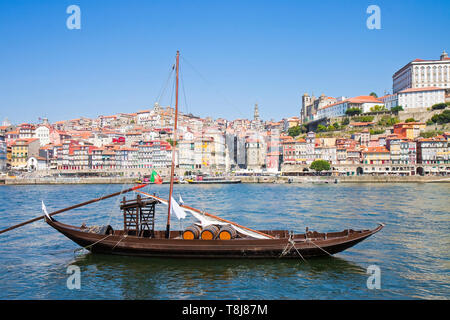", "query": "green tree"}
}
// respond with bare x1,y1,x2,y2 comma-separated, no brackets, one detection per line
369,129,385,135
370,105,387,112
420,130,444,138
345,108,362,116
430,109,450,124
369,92,378,98
391,106,403,113
310,160,331,172
405,118,416,123
316,124,327,132
342,117,350,125
431,102,449,110
378,116,399,127
288,125,302,137
353,115,375,122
